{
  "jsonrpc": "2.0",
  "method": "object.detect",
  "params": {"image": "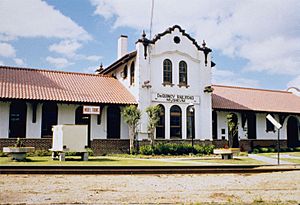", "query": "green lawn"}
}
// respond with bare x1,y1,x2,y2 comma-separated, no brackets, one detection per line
0,156,186,166
256,152,300,164
0,155,264,166
192,157,264,165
